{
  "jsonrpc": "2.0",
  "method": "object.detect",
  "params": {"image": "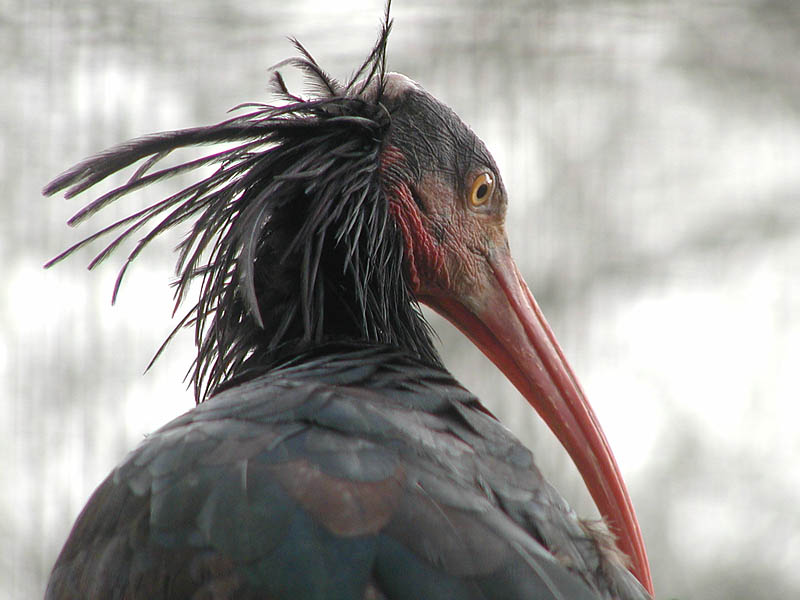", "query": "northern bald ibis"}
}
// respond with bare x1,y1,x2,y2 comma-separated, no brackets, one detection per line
44,11,653,600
